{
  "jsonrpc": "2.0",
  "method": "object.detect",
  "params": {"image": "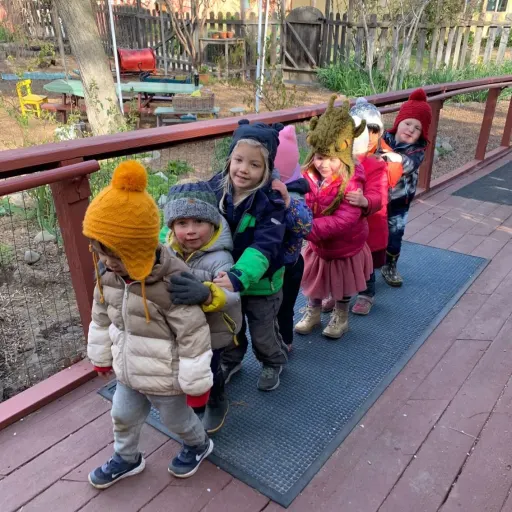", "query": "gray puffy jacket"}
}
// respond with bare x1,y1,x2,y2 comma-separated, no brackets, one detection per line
168,217,243,350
